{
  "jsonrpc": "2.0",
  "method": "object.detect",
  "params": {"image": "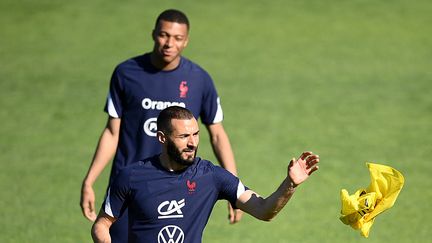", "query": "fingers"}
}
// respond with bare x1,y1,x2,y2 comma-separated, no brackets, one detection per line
81,184,97,221
86,208,97,222
287,151,320,186
306,155,319,169
227,202,235,223
298,151,319,174
288,157,295,169
82,200,97,221
299,152,319,165
308,165,319,175
88,201,97,221
299,151,313,161
232,209,243,224
227,203,243,224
